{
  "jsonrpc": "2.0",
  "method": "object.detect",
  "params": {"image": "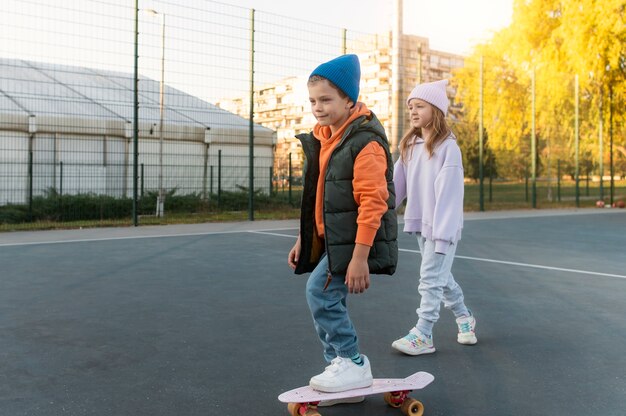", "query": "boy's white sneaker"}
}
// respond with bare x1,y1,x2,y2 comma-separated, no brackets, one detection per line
309,355,373,393
391,328,435,356
456,314,477,345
